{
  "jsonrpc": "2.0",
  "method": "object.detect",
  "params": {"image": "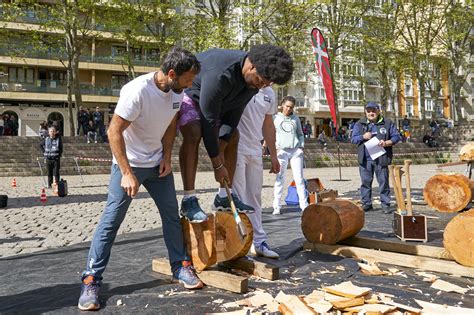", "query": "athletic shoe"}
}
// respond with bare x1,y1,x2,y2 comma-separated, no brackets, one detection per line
212,193,255,213
180,196,208,223
173,261,204,289
250,242,279,259
78,275,100,311
272,207,281,215
362,204,375,212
